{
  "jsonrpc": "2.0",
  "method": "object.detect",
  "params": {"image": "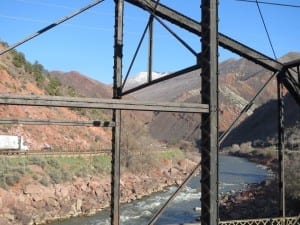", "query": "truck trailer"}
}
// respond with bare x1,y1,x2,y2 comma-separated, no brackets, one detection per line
0,135,29,153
